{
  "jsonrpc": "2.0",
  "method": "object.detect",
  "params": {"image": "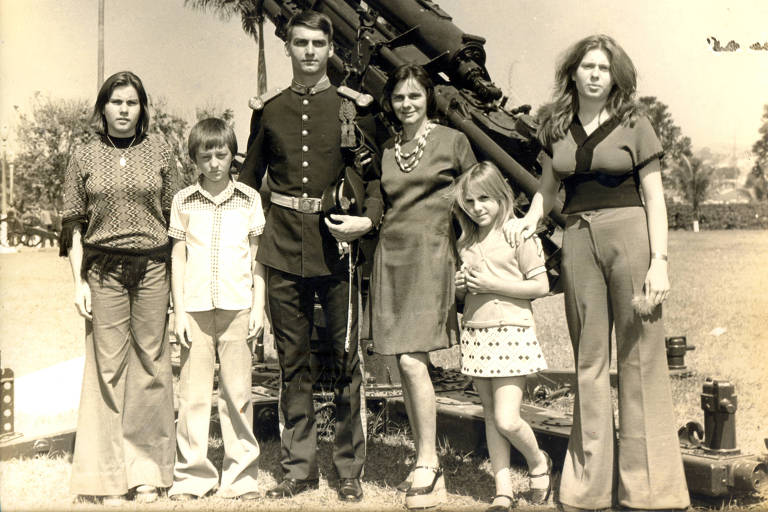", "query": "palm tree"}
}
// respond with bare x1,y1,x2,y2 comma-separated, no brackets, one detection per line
670,154,713,229
184,0,267,93
97,0,104,91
